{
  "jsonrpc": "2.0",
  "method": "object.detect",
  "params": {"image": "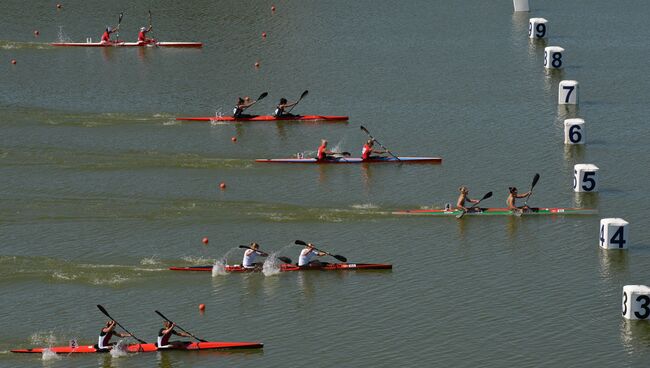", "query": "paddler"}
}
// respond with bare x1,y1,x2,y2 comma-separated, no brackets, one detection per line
233,96,257,118
273,98,298,118
97,320,131,350
100,26,119,44
506,187,531,211
242,242,269,269
157,321,192,348
361,139,386,161
317,139,335,161
137,25,154,44
456,186,481,212
298,242,327,267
